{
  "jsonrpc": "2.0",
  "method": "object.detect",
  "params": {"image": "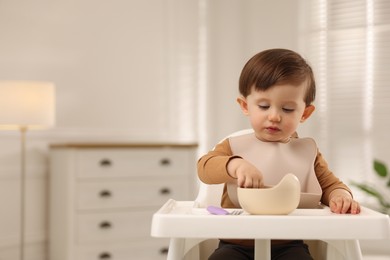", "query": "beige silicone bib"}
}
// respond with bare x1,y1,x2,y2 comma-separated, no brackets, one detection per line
227,133,322,208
